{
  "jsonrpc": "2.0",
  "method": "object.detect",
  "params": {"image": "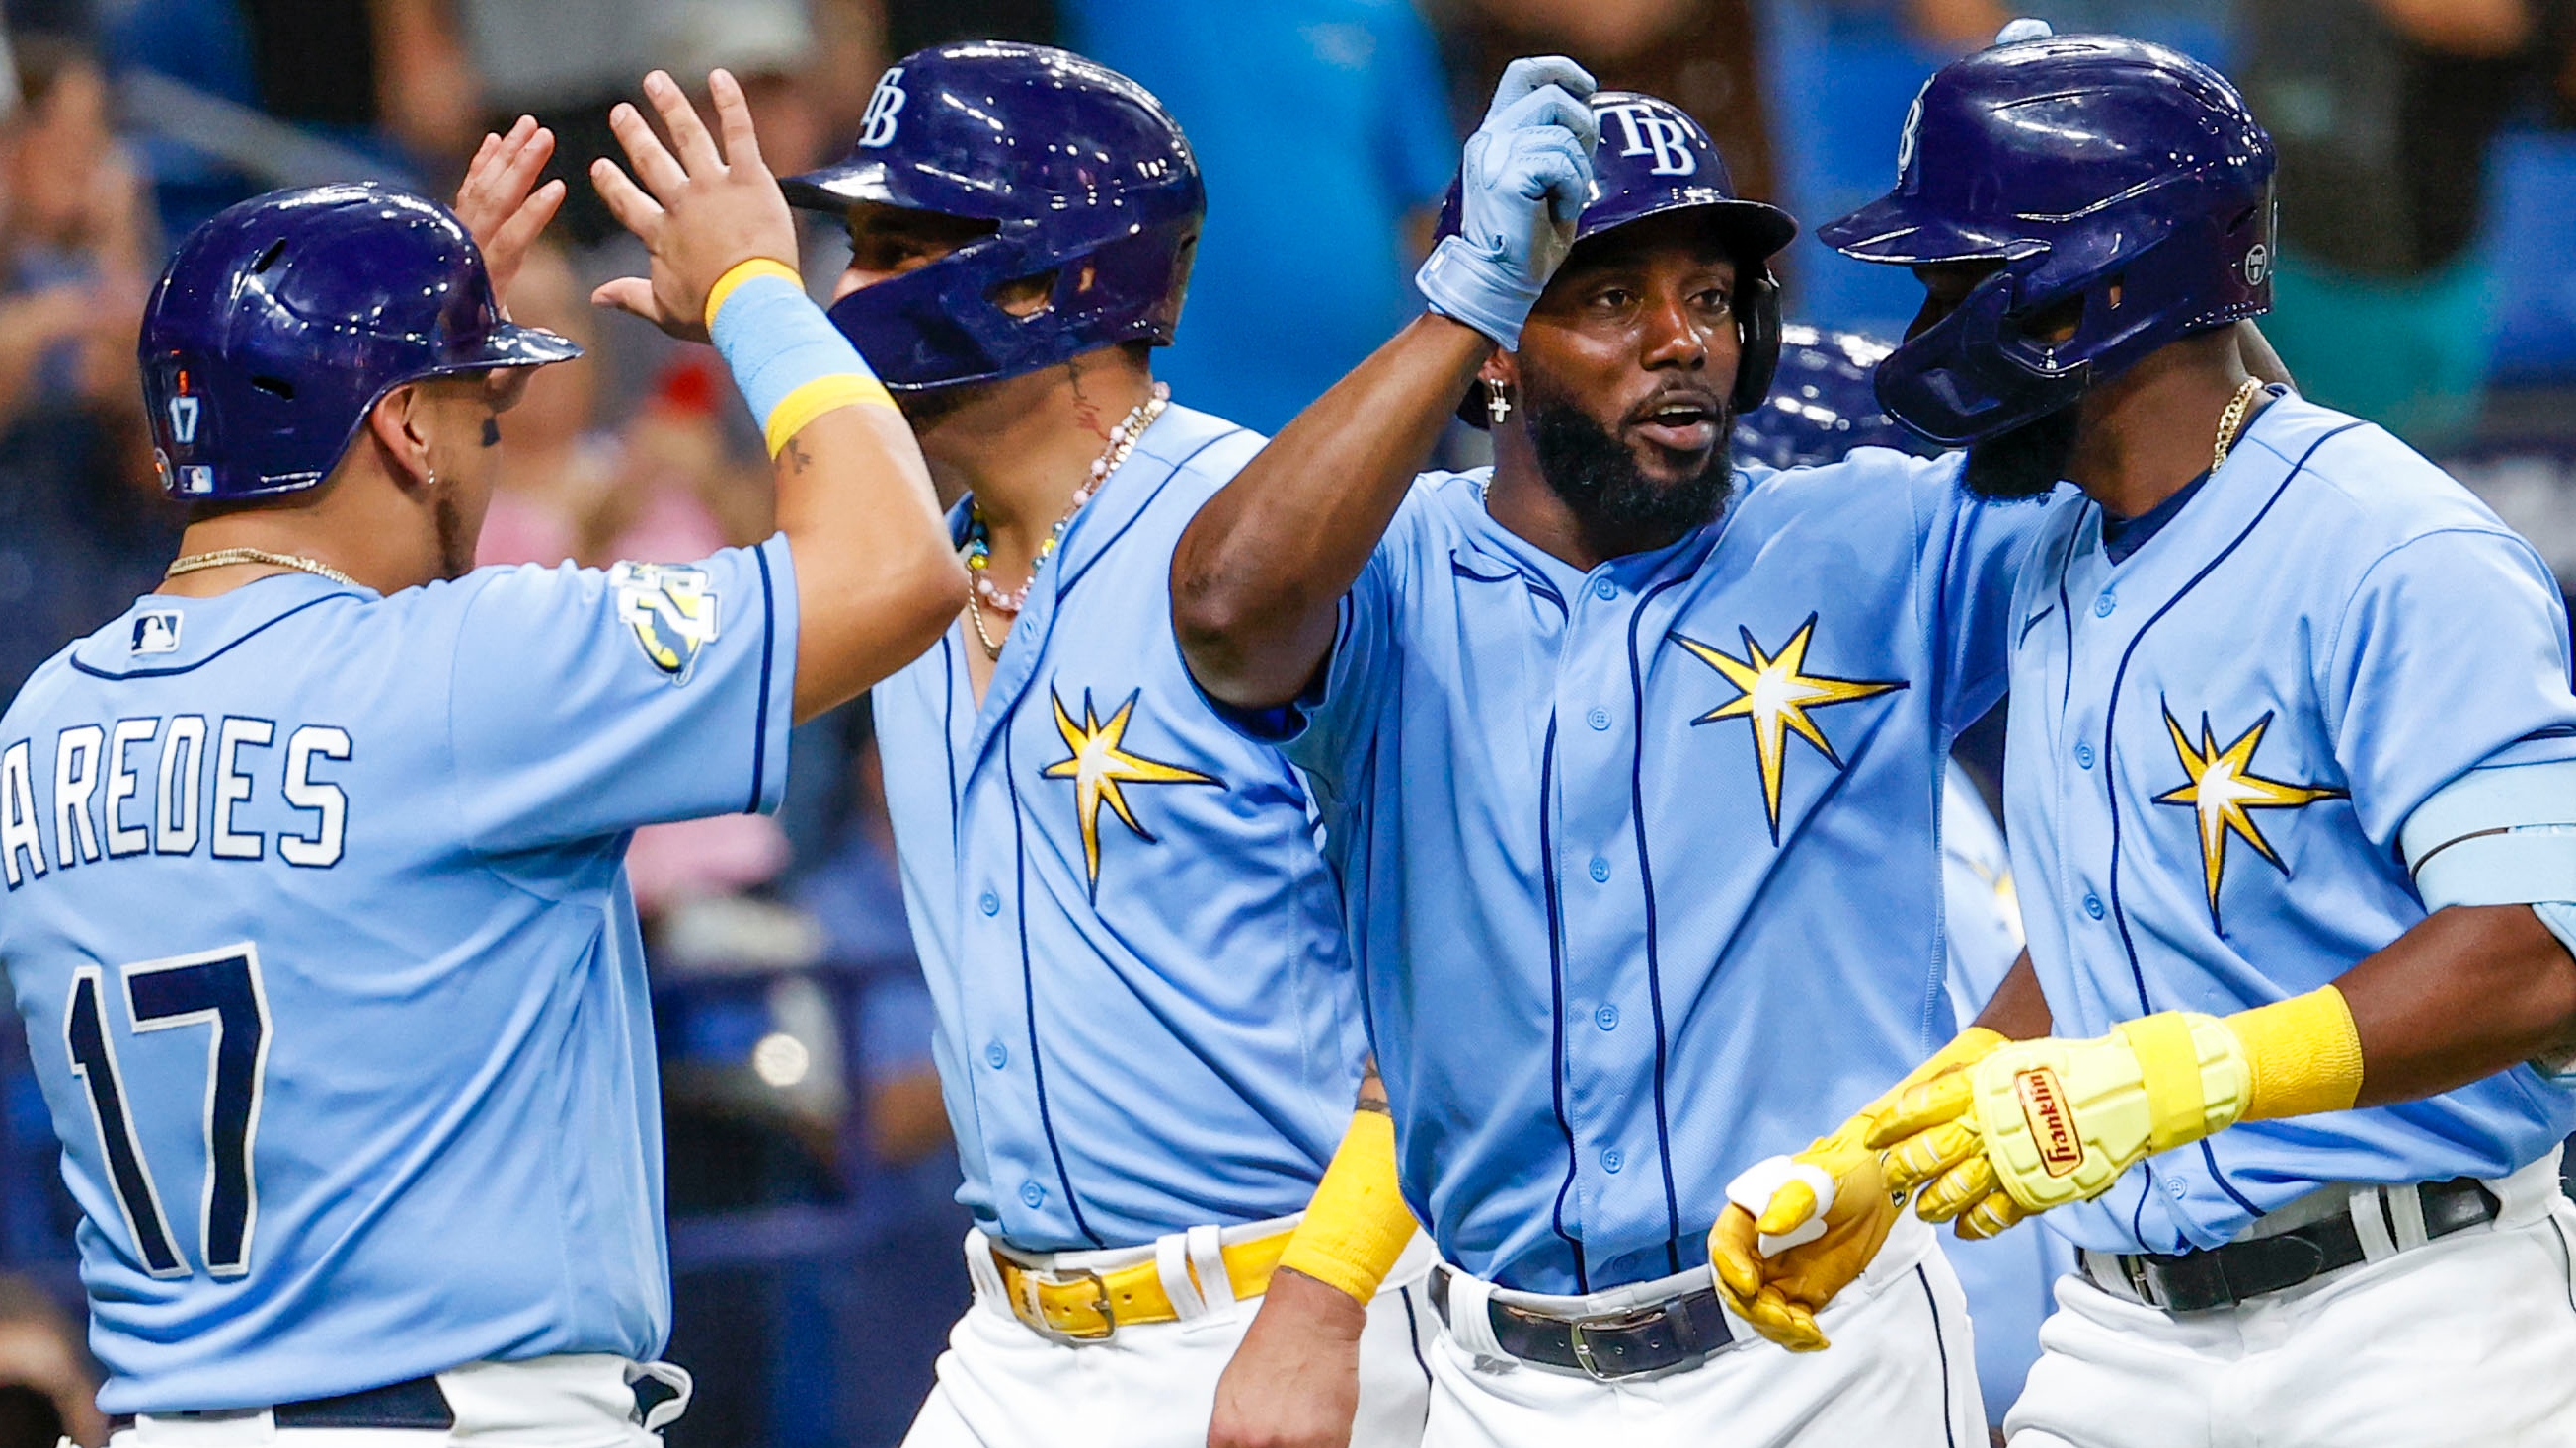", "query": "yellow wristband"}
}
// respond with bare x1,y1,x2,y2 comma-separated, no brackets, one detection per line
704,257,804,333
762,373,896,457
2225,985,2364,1121
1277,1109,1416,1303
